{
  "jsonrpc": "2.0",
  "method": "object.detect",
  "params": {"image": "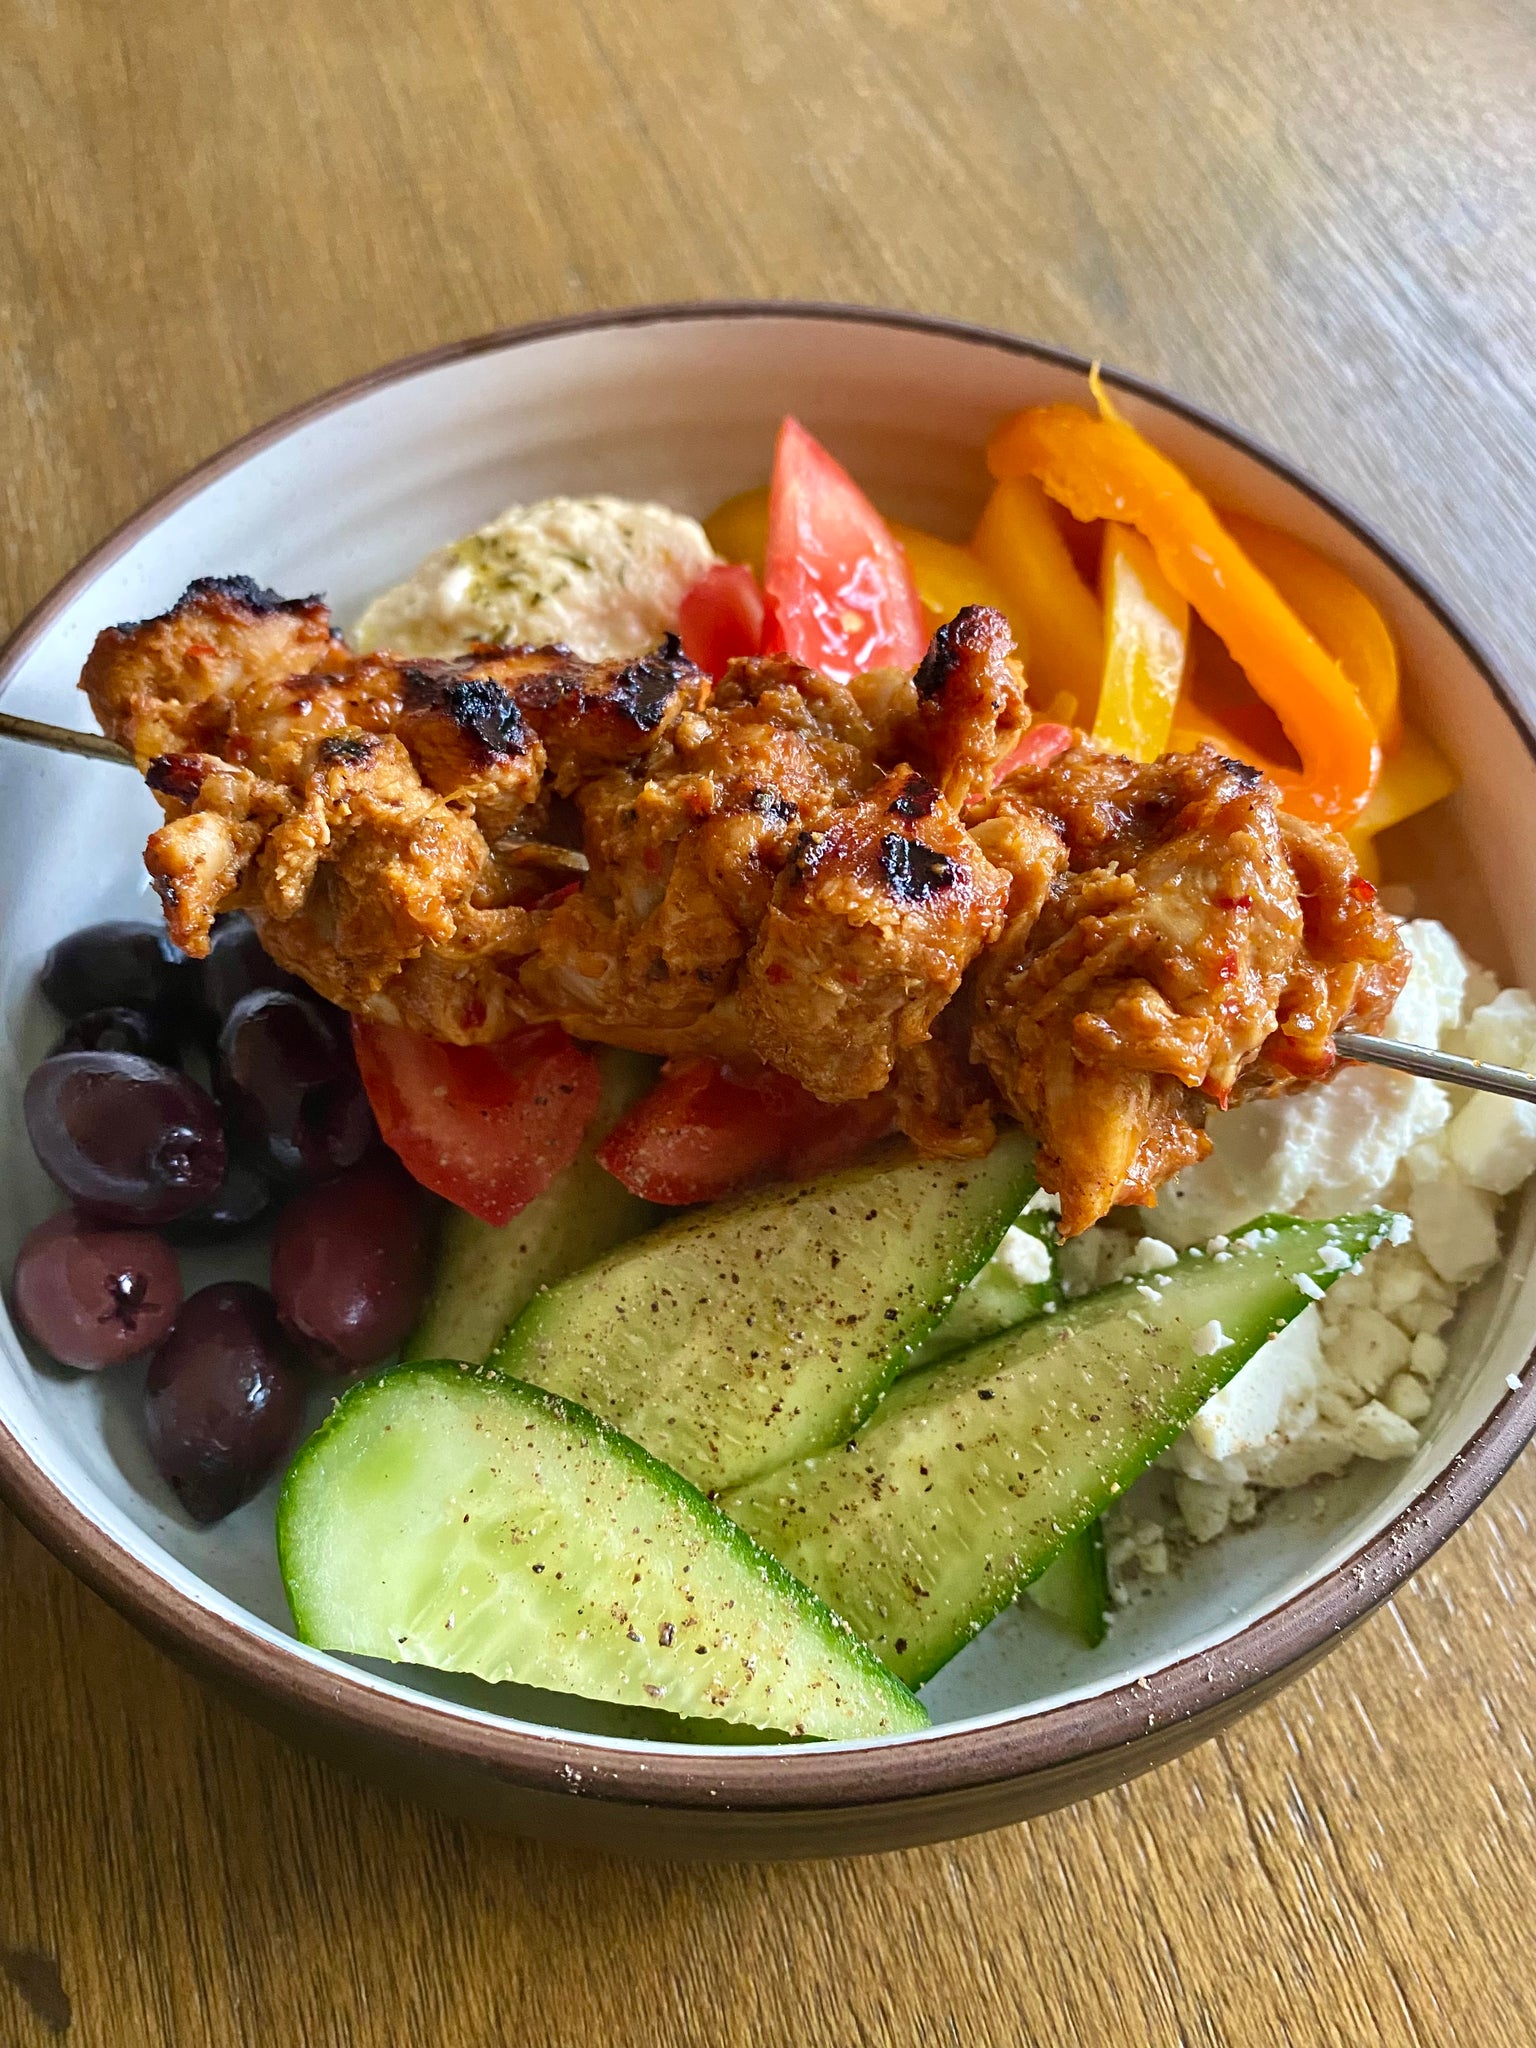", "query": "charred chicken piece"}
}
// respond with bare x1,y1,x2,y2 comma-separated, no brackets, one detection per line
515,652,882,1056
739,766,1011,1100
81,583,707,1010
82,575,344,765
972,743,1408,1235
